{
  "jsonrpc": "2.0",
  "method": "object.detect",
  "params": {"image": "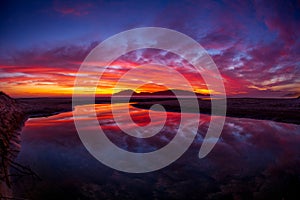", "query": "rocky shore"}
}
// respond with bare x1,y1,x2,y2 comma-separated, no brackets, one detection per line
0,92,72,198
0,92,26,198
